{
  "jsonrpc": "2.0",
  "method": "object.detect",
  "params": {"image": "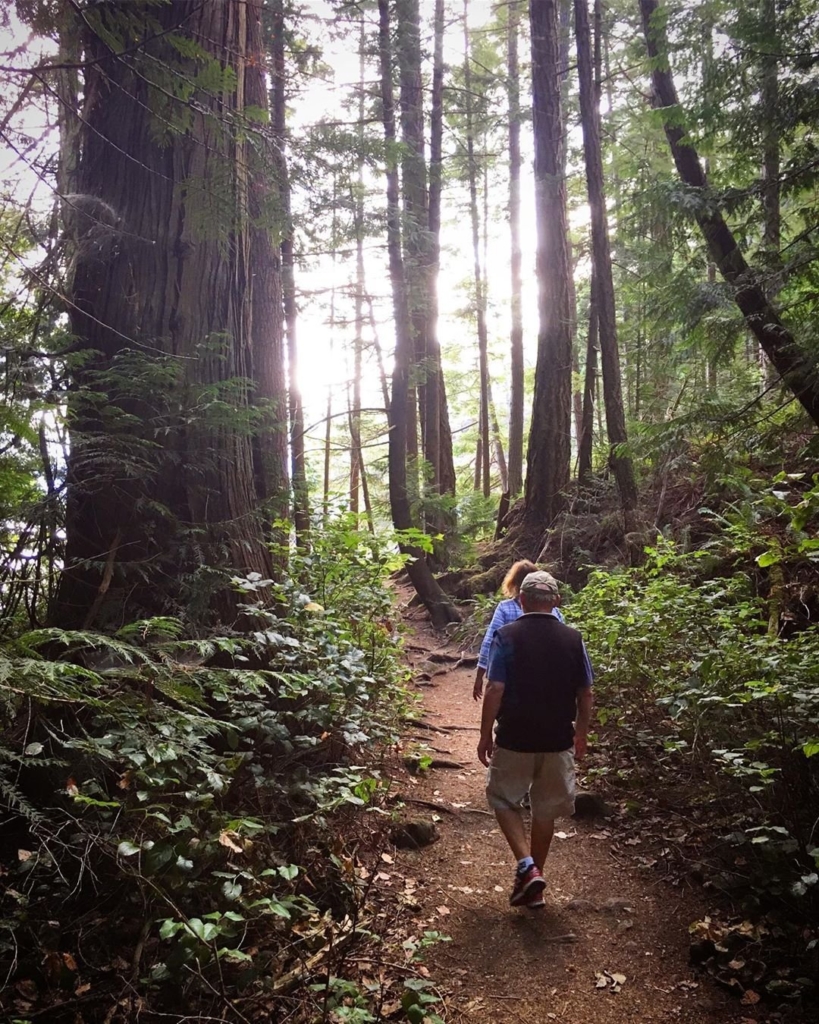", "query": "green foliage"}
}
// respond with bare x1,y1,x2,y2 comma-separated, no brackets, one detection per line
0,533,411,1006
571,530,819,904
